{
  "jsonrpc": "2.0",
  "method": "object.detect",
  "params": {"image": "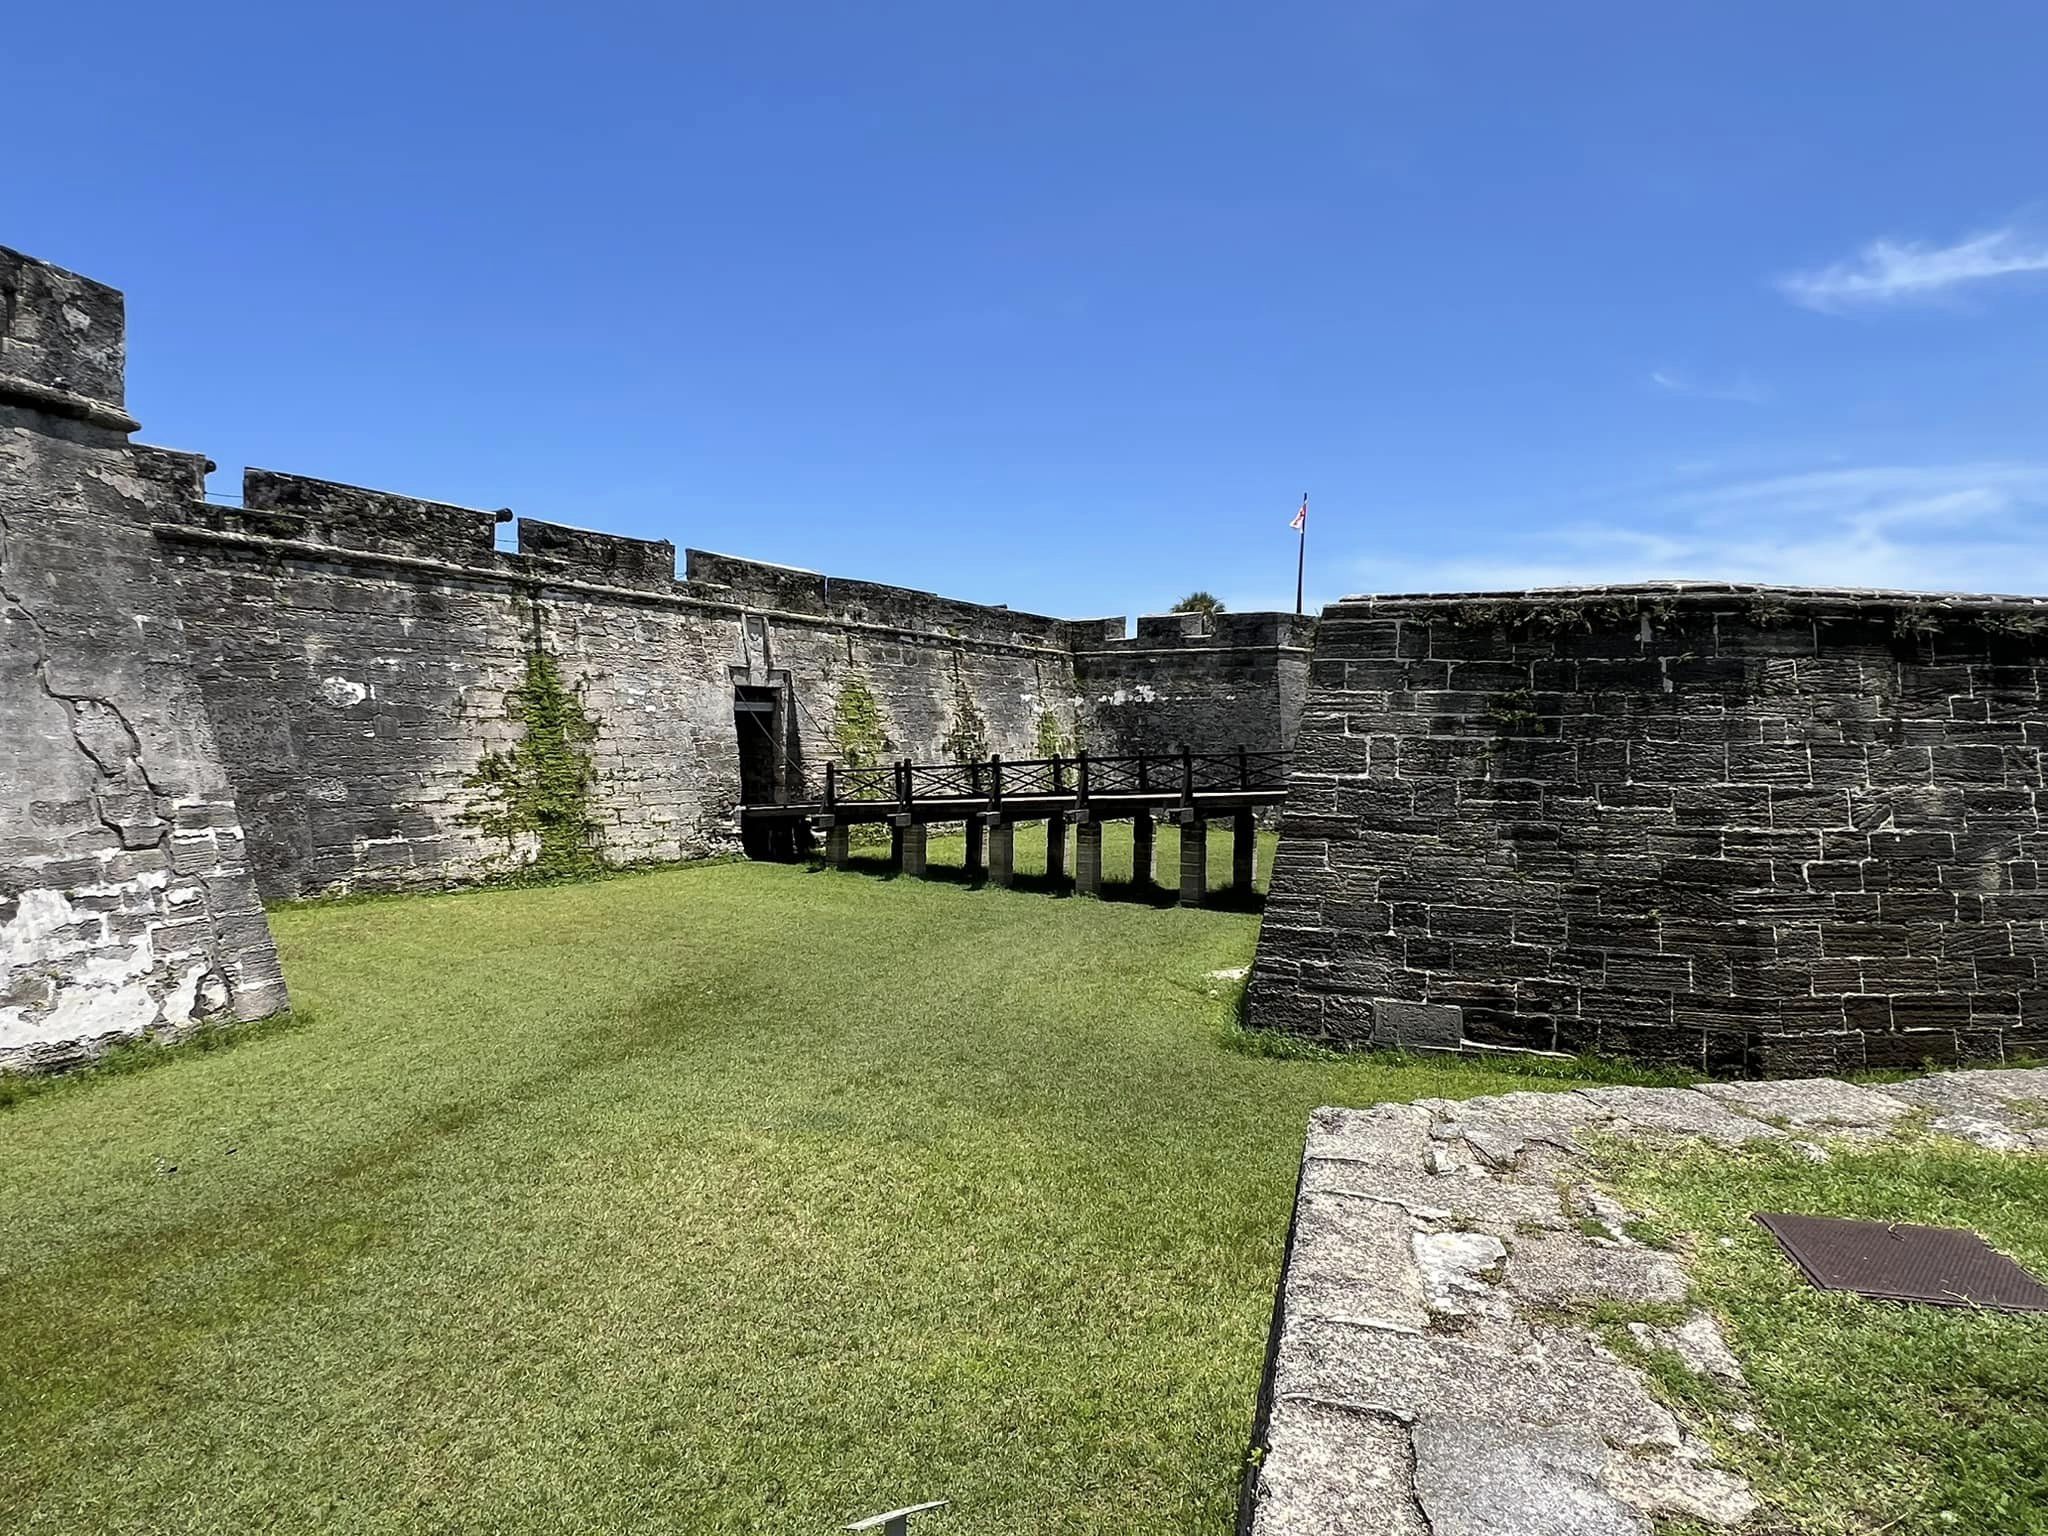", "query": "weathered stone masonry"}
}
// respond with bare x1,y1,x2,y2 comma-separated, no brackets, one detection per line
154,491,1311,901
1,247,288,1069
1075,609,1315,759
1248,586,2048,1075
